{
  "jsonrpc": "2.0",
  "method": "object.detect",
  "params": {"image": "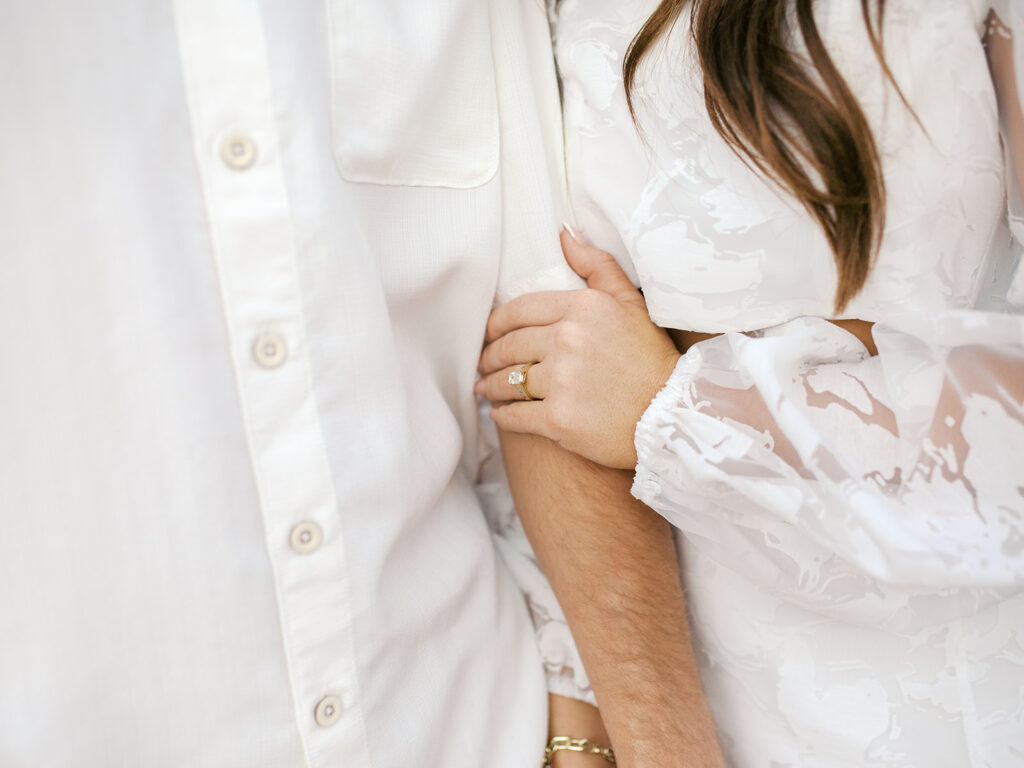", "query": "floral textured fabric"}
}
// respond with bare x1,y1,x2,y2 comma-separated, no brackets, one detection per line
528,0,1024,764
